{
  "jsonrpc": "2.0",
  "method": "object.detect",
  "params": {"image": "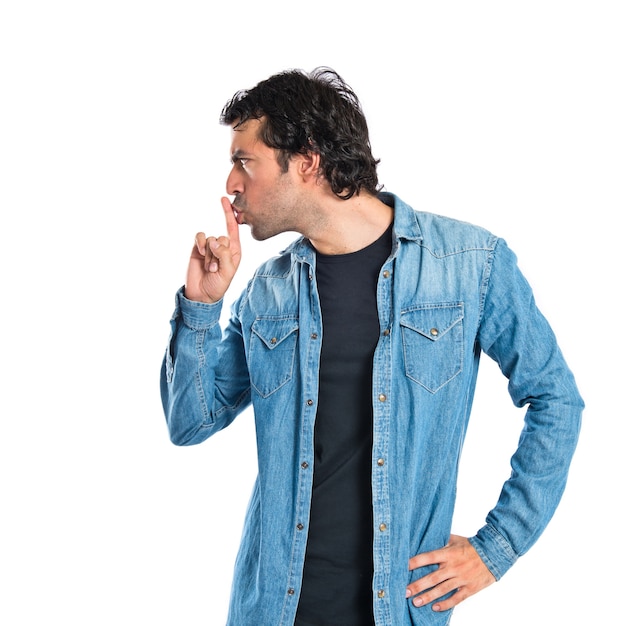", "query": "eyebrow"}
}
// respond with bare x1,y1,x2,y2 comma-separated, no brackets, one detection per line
230,149,252,164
